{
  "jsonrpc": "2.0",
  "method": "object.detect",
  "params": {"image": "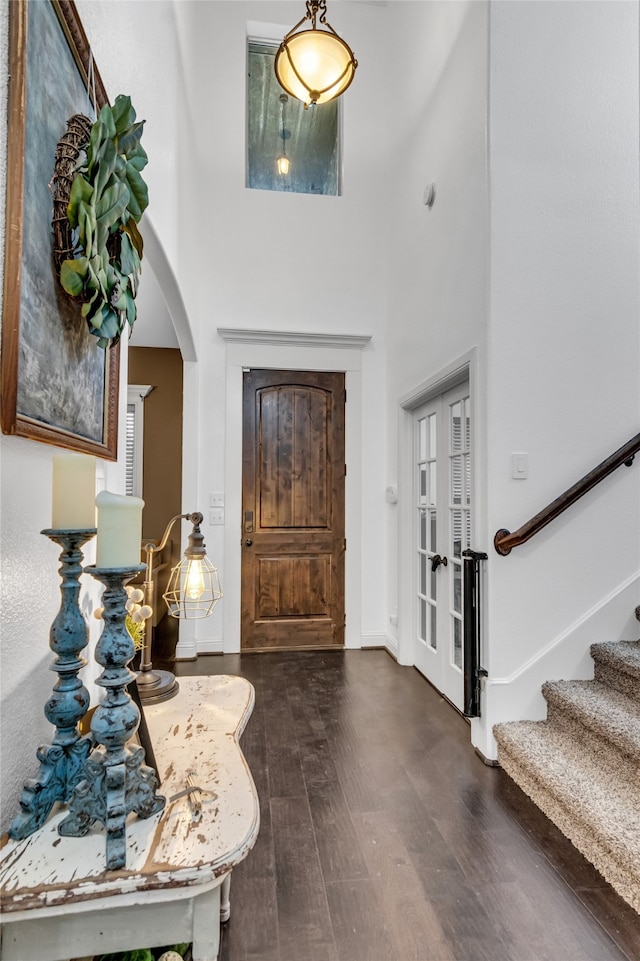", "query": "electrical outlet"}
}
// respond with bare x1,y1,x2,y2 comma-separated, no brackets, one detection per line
209,491,224,507
209,508,224,525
